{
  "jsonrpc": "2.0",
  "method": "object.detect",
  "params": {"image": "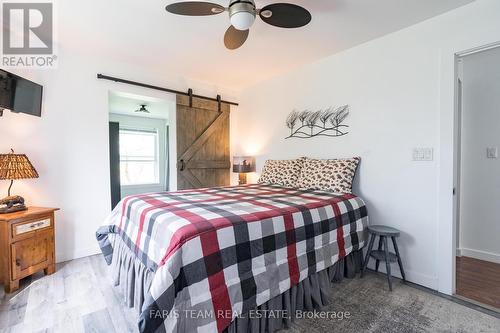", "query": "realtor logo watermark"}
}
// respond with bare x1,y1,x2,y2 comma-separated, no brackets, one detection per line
1,1,57,68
